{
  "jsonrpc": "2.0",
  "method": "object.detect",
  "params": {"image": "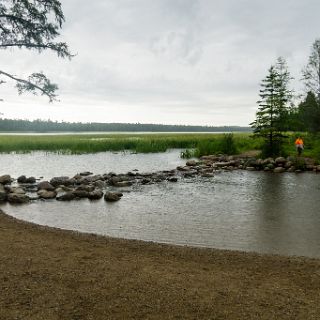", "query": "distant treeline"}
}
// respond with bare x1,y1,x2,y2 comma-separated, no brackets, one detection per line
0,119,251,133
